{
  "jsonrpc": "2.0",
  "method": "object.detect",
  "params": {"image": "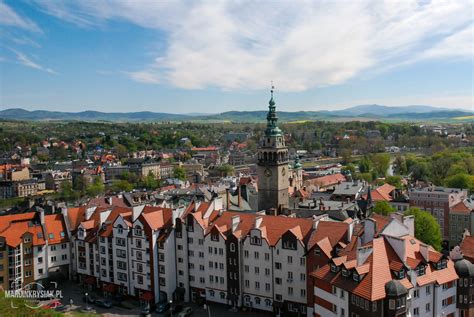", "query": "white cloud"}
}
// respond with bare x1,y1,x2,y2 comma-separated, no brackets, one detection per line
0,1,41,32
13,50,57,74
34,0,473,91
